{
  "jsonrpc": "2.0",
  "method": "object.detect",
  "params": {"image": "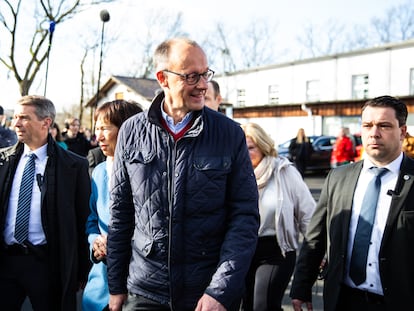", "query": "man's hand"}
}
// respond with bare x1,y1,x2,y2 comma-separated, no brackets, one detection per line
108,293,127,311
195,294,226,311
292,298,313,311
